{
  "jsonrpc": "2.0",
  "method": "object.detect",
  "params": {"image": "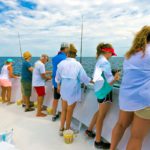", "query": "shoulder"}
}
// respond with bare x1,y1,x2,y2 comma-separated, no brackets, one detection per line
25,61,31,66
96,57,109,68
57,59,66,68
36,61,44,67
7,65,12,70
76,61,82,67
52,54,58,61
